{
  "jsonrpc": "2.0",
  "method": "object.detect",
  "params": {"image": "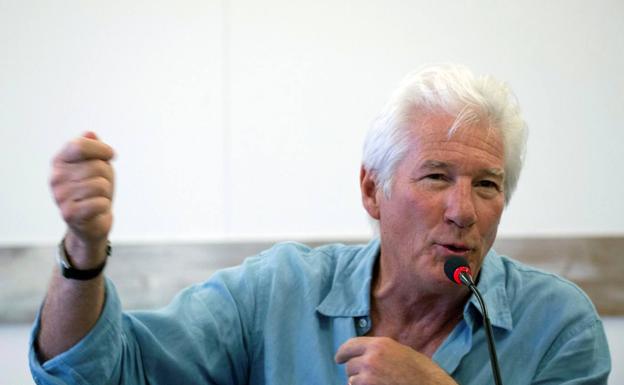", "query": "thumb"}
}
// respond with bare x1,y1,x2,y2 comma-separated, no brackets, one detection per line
82,131,99,140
